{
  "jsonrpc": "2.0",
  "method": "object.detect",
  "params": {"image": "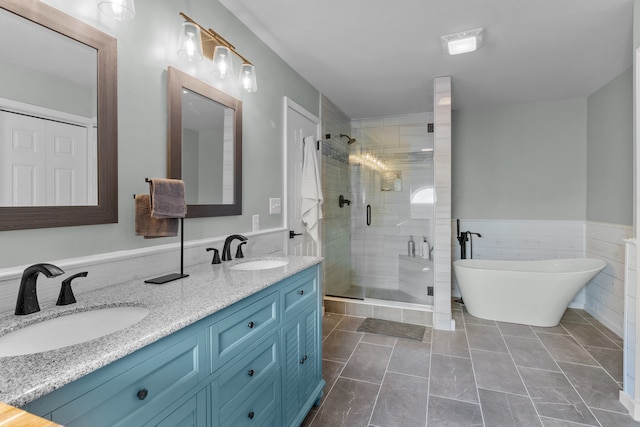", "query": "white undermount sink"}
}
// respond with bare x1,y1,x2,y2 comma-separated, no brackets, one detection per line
229,259,289,271
0,306,150,357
